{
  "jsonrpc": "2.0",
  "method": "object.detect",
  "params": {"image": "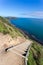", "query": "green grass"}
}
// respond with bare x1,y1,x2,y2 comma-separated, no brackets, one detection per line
0,16,43,65
27,41,43,65
0,16,25,38
0,22,9,34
